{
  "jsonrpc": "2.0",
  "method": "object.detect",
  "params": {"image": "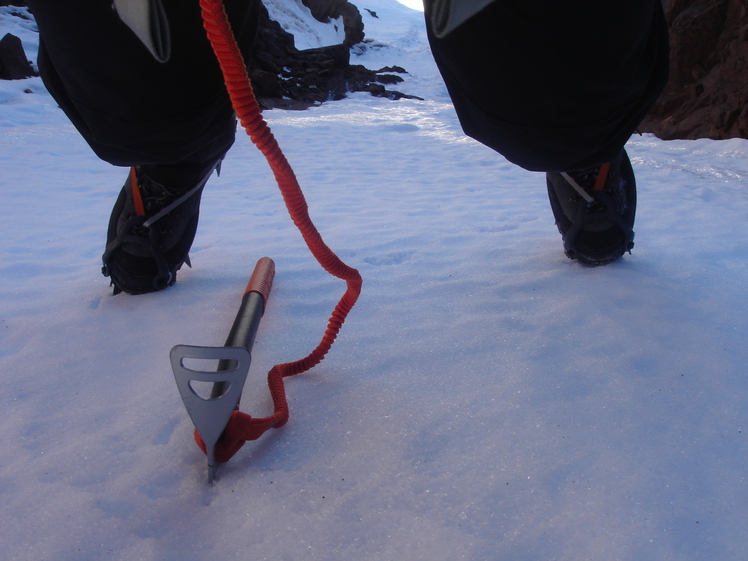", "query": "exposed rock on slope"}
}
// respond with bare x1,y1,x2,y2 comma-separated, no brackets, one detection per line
250,1,419,109
640,0,748,140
